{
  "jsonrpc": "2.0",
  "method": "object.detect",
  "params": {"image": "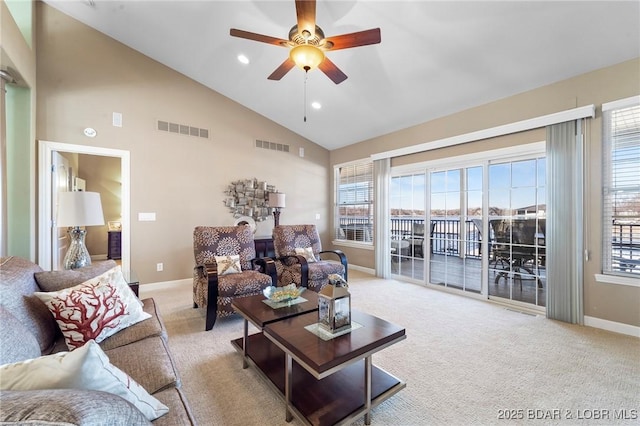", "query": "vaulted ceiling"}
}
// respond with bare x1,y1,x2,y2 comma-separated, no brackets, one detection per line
43,1,640,150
